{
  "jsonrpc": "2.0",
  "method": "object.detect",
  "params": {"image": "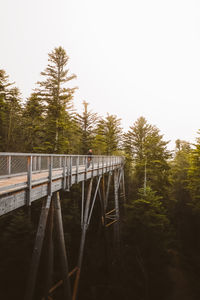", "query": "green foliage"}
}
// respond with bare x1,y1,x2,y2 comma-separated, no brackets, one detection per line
76,101,98,154
0,70,22,151
92,114,122,155
35,46,77,153
170,140,191,203
123,116,171,198
188,132,200,203
127,187,169,244
22,93,45,152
